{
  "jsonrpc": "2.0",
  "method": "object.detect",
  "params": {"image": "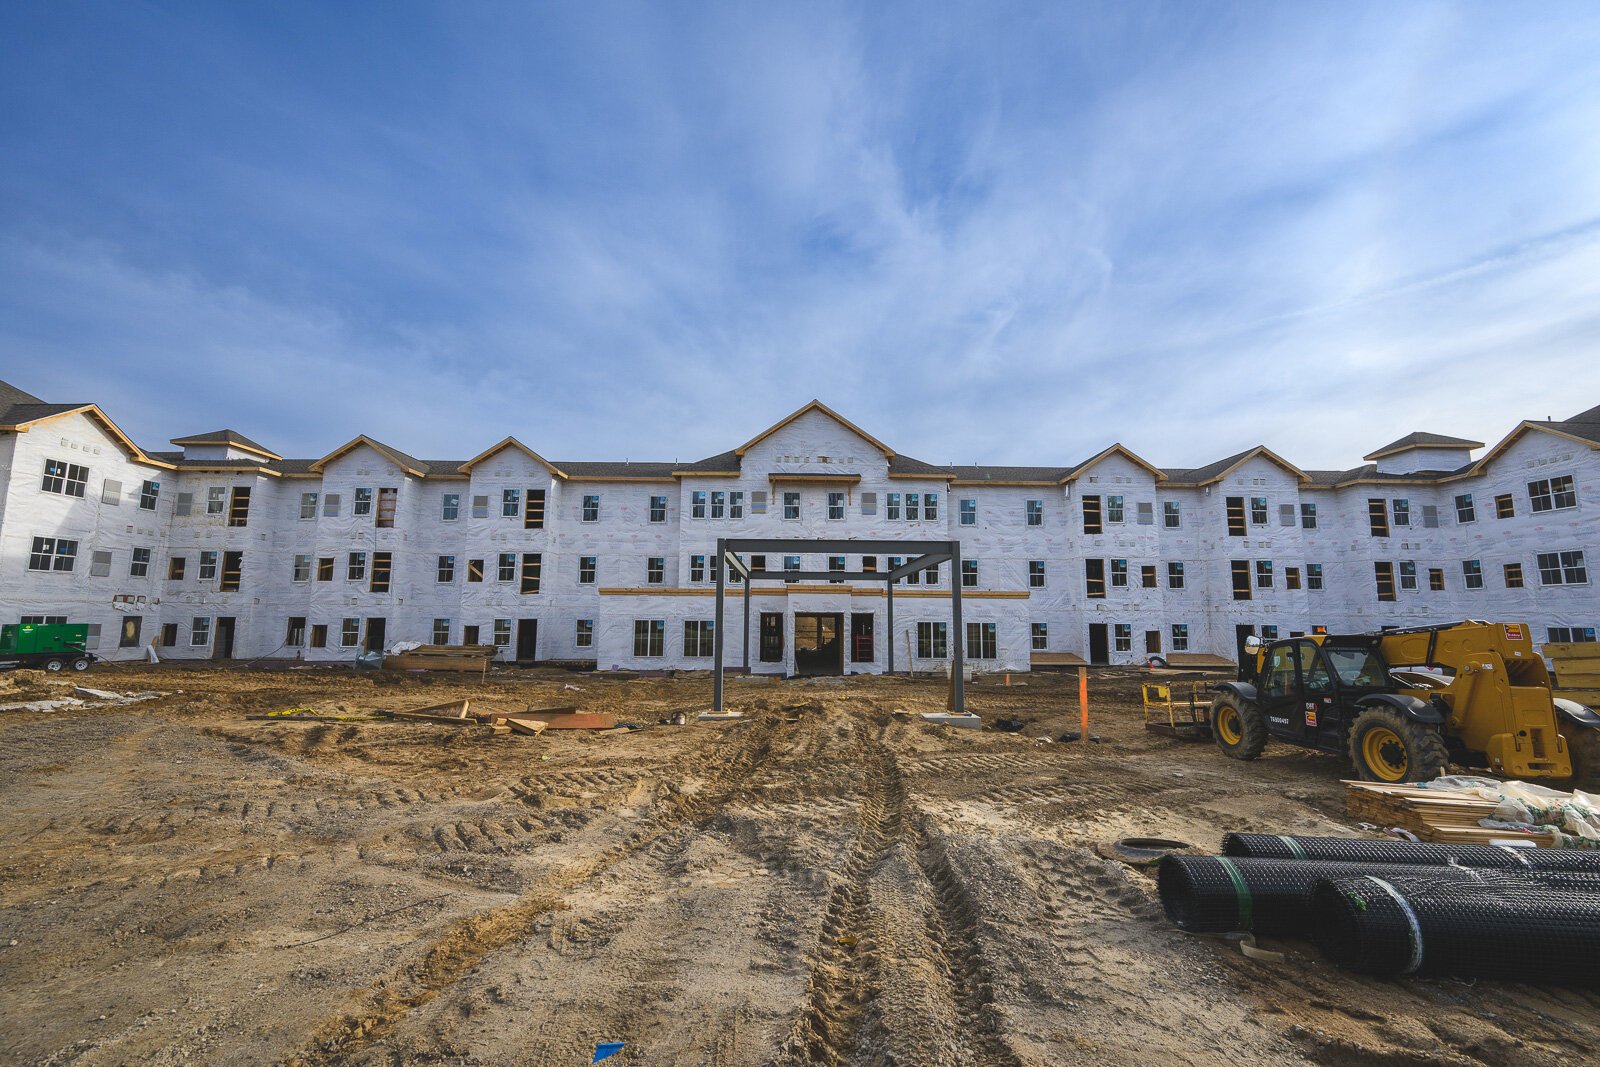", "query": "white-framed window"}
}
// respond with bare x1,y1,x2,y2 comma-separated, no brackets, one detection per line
1114,624,1132,652
1392,499,1410,527
1156,501,1177,529
925,493,938,520
347,552,367,580
191,617,212,646
1538,550,1589,586
1307,563,1324,590
1530,476,1578,513
576,619,593,647
711,490,726,518
1249,497,1268,525
1454,493,1475,524
41,458,89,497
783,555,801,579
341,618,360,647
965,622,997,659
689,555,705,583
886,493,901,520
960,499,976,525
139,480,160,510
692,490,707,519
1029,560,1046,588
1463,559,1484,590
1549,626,1597,644
582,494,600,522
1256,560,1273,588
1172,624,1190,651
1111,559,1128,588
1107,496,1125,524
28,536,78,572
497,553,517,582
633,619,665,657
905,493,920,520
437,555,455,582
828,556,846,582
730,491,744,518
1031,623,1048,650
292,554,312,582
827,492,845,520
441,493,460,521
1301,502,1317,529
647,557,664,584
299,492,319,519
432,618,451,644
1167,561,1185,589
199,551,218,581
354,487,374,516
323,492,342,517
493,619,512,647
684,620,715,657
650,495,668,523
916,621,948,658
130,547,151,577
207,486,227,514
961,559,979,587
502,489,520,517
1026,499,1043,526
1399,561,1417,590
783,492,800,520
579,556,597,584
